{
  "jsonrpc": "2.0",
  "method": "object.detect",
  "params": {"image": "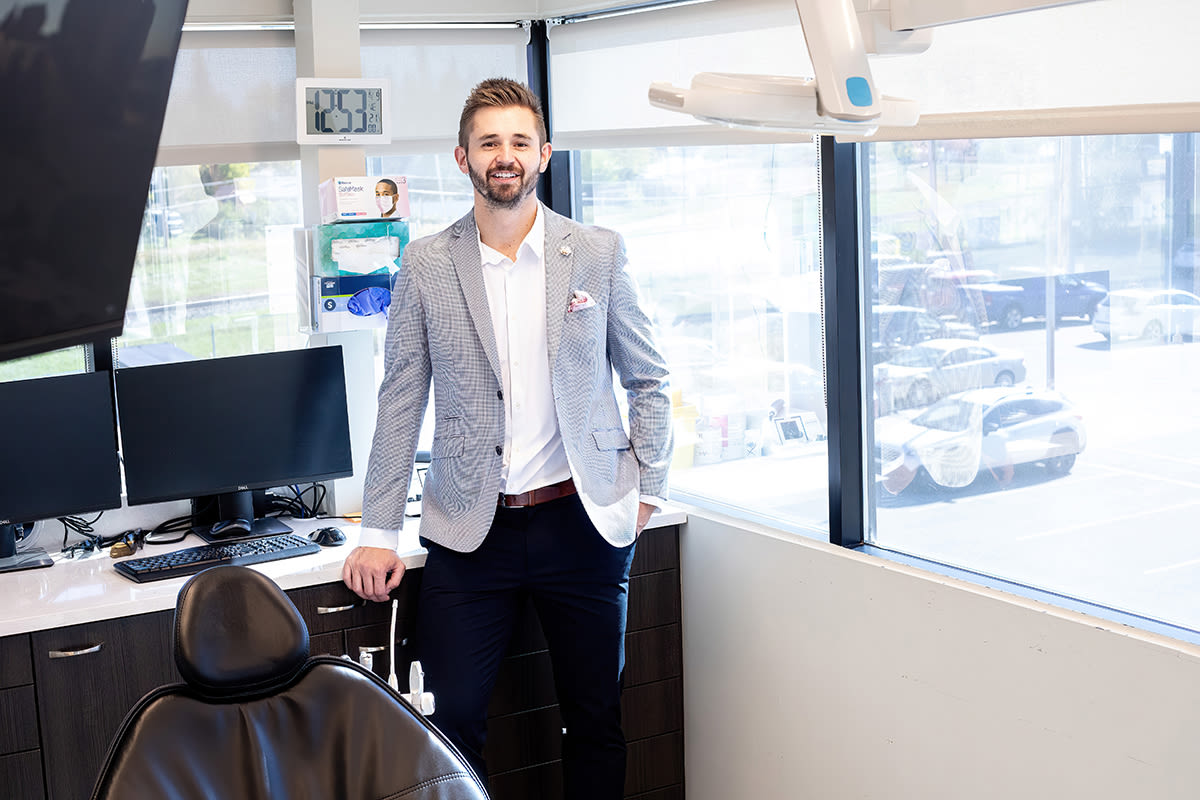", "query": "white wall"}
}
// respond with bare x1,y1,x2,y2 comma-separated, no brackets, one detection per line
681,511,1200,799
